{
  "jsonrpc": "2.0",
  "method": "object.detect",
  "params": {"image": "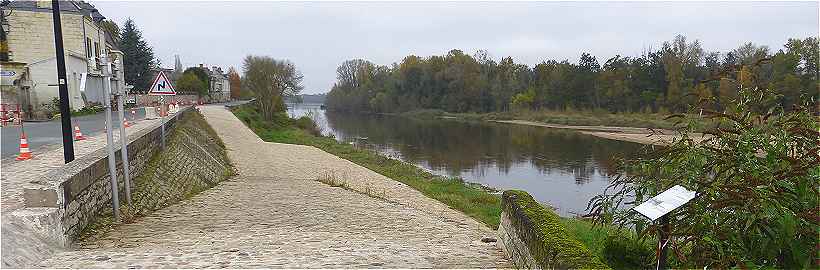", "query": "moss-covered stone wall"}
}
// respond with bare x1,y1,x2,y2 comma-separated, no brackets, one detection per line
497,190,609,269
